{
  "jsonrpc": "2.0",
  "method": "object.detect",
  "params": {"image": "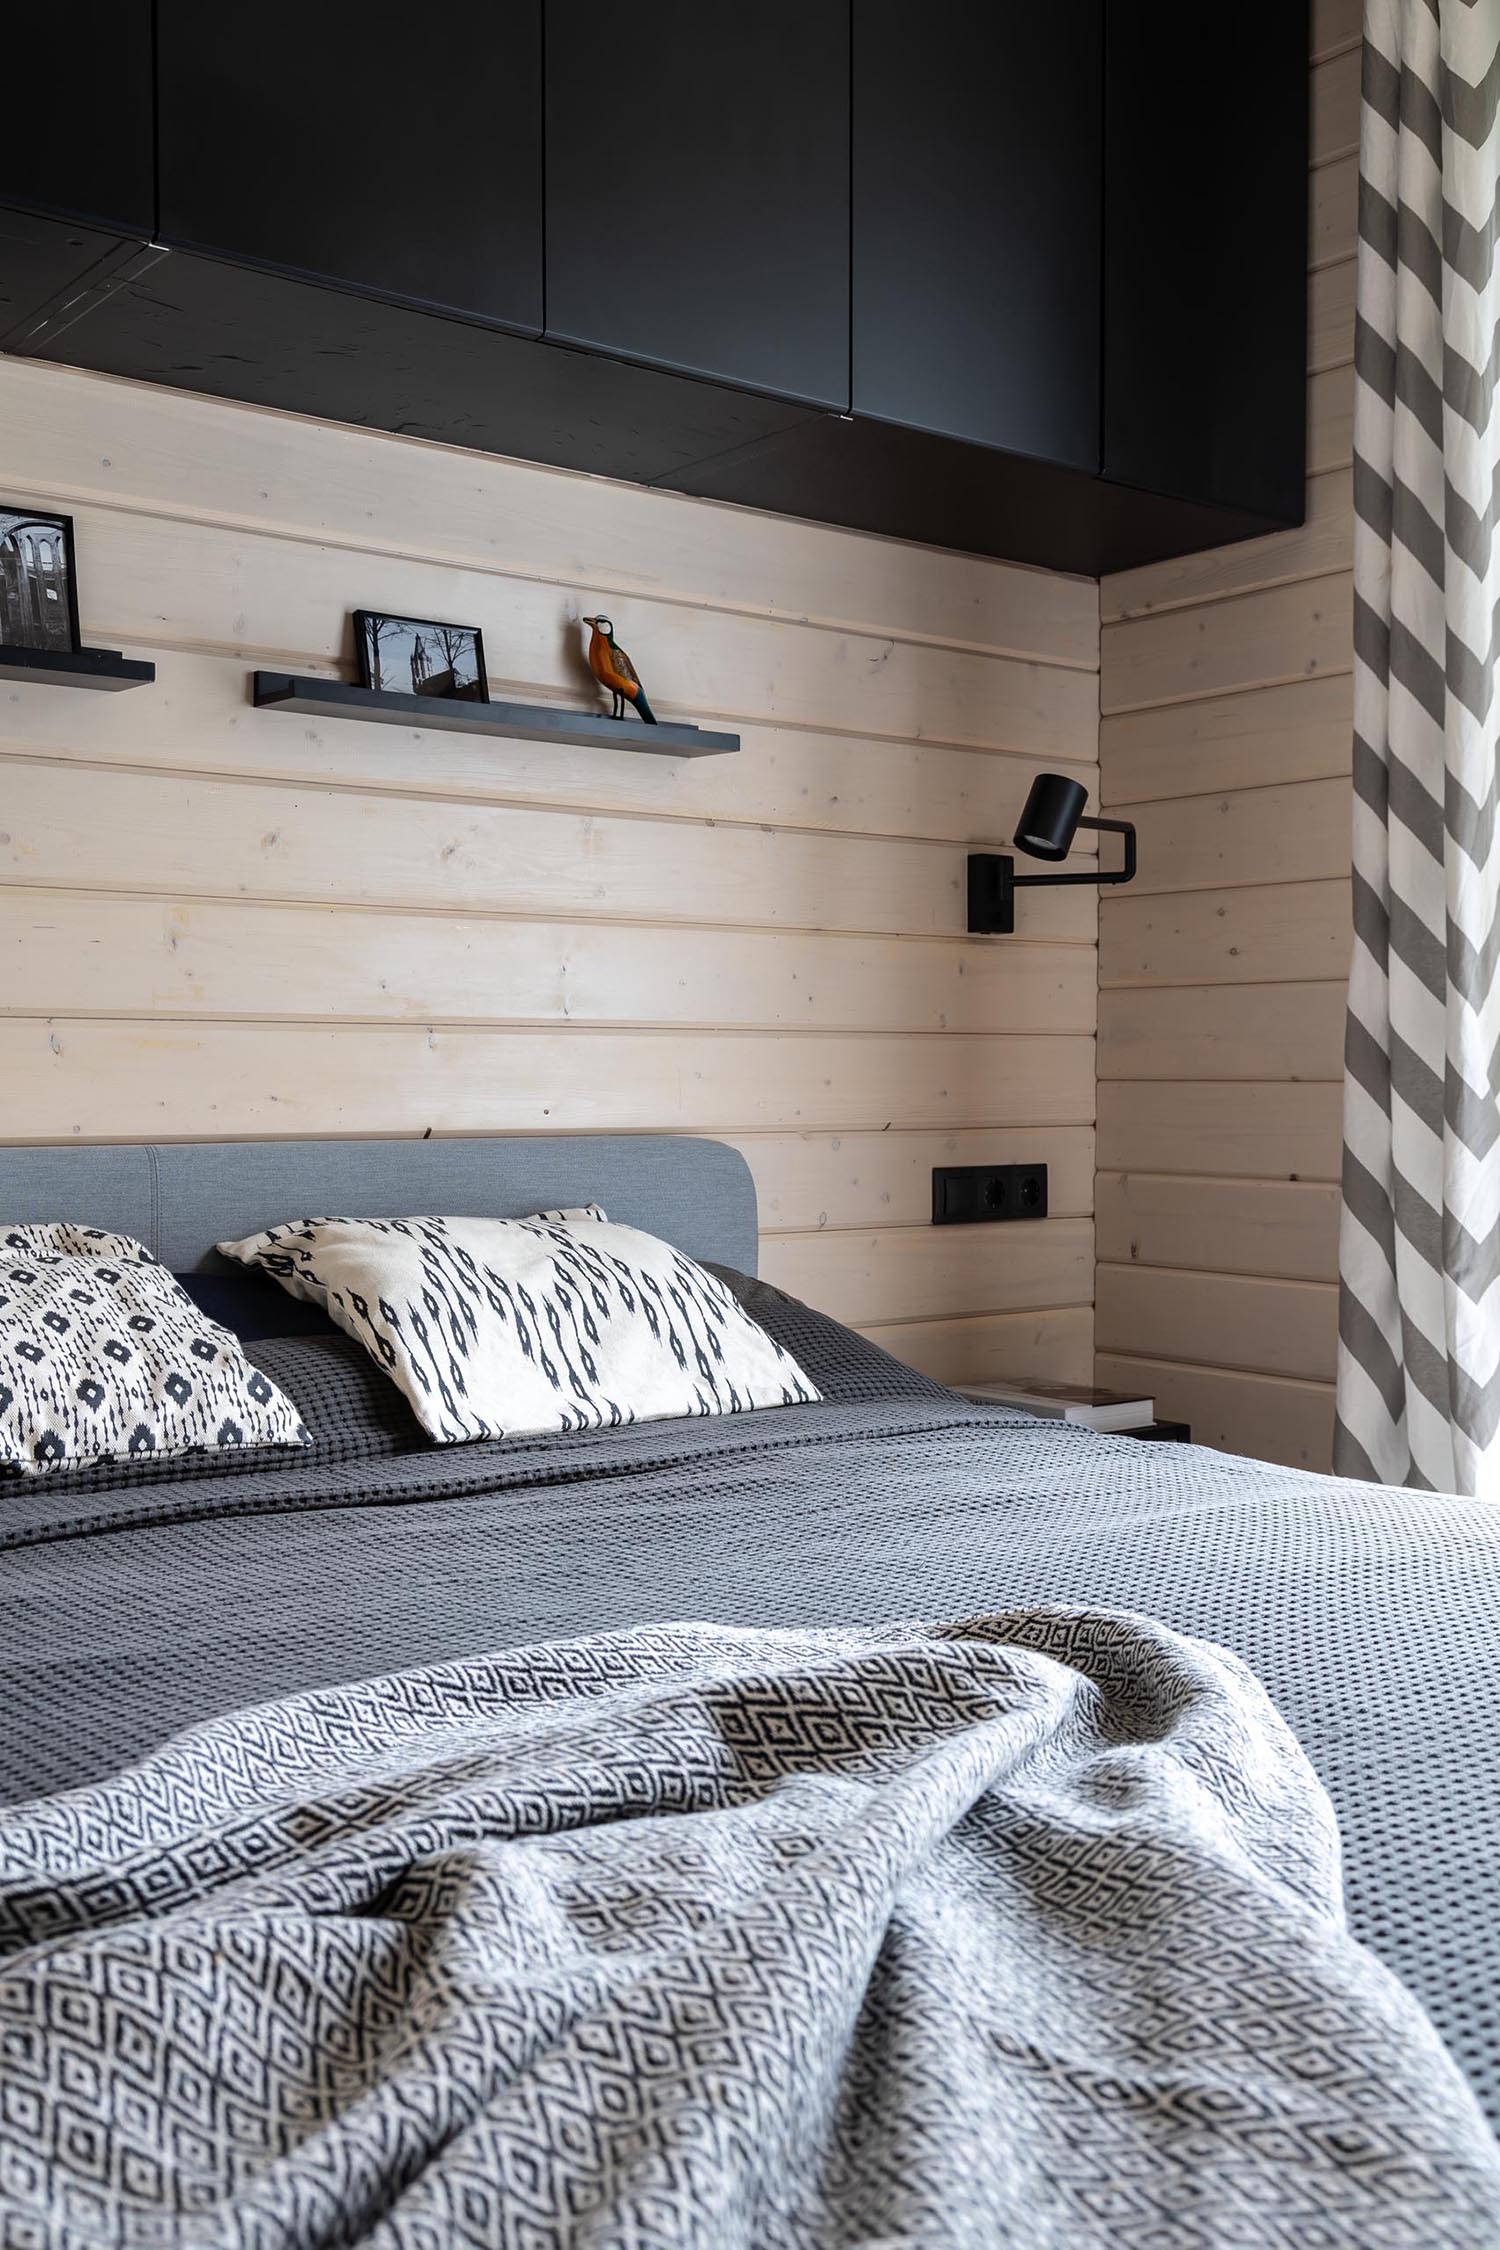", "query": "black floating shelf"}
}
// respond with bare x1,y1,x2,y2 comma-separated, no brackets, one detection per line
253,672,739,757
0,645,156,691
